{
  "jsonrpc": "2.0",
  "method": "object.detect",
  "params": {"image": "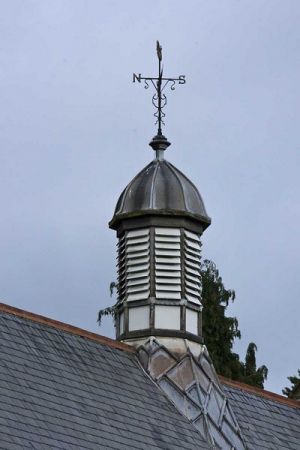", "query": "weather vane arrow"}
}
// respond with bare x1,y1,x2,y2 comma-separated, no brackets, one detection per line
133,41,186,140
